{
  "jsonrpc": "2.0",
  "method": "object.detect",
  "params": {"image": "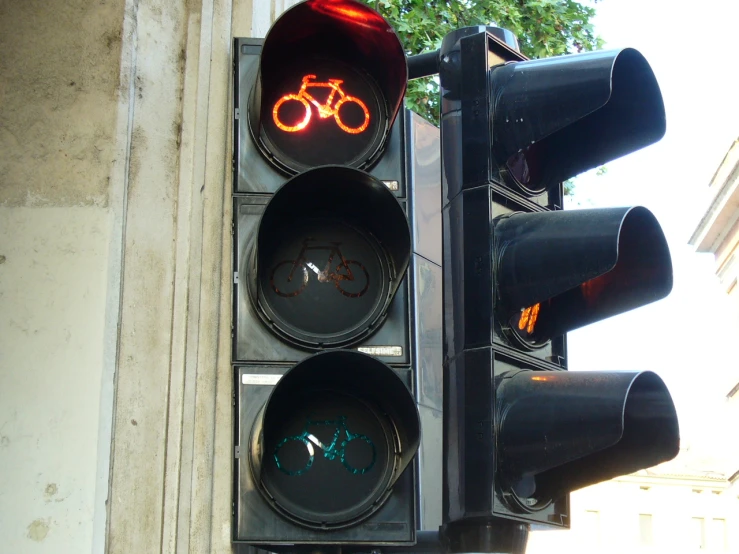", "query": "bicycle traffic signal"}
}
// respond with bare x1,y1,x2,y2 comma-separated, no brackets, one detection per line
232,0,430,548
438,27,680,552
246,0,405,175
